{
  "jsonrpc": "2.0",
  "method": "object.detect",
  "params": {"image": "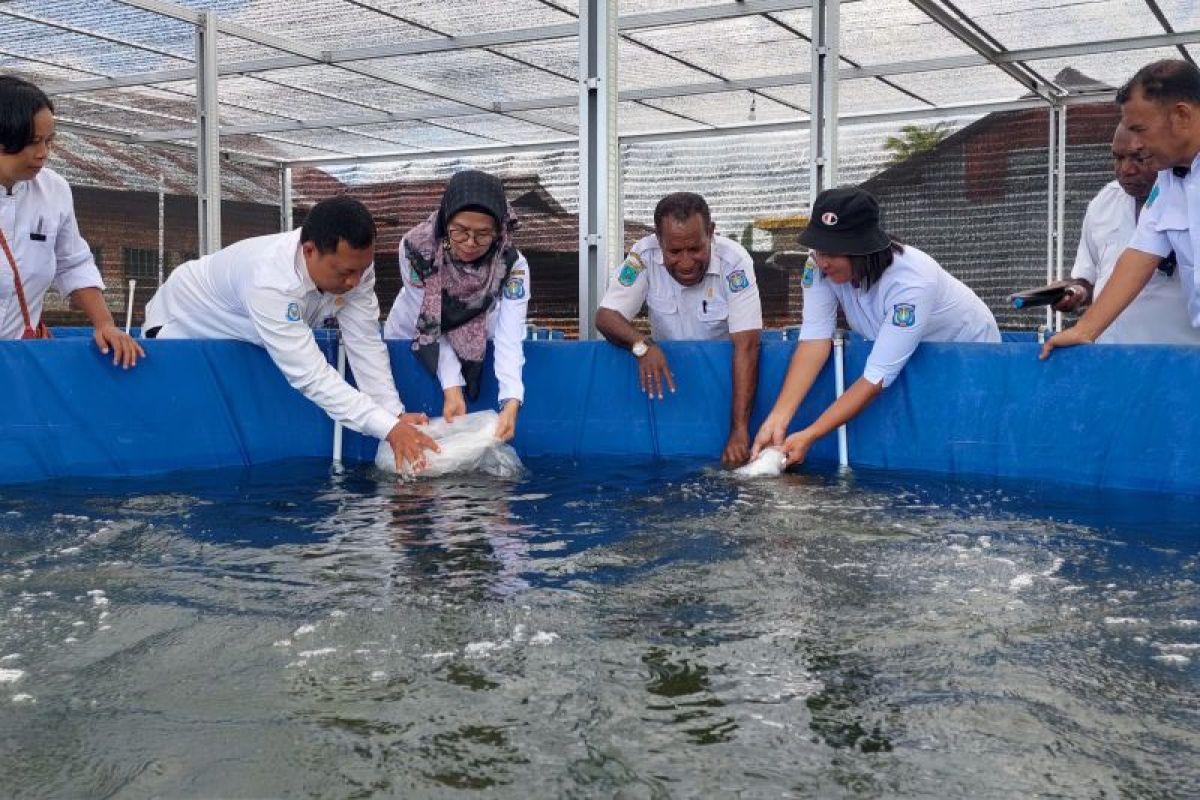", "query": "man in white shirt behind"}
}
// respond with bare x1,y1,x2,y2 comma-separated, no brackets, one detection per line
1054,123,1200,344
144,196,437,470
